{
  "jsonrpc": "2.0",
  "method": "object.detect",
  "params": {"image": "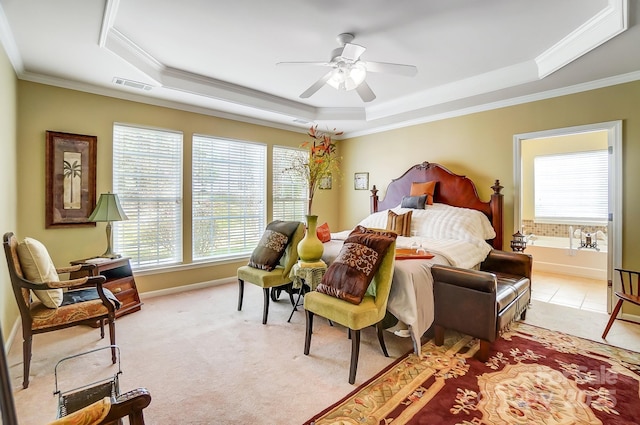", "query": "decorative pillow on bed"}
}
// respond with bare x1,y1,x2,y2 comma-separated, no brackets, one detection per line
316,226,397,305
316,222,331,243
248,220,300,271
386,210,412,236
410,181,436,205
400,194,427,209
